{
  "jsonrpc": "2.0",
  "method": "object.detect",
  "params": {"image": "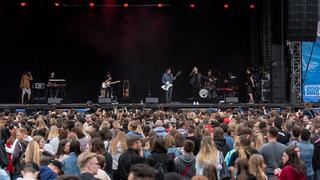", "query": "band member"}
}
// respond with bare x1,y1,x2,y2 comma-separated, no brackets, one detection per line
48,72,58,98
204,69,217,100
245,68,256,103
189,67,202,101
20,71,33,104
104,71,113,98
162,68,175,103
